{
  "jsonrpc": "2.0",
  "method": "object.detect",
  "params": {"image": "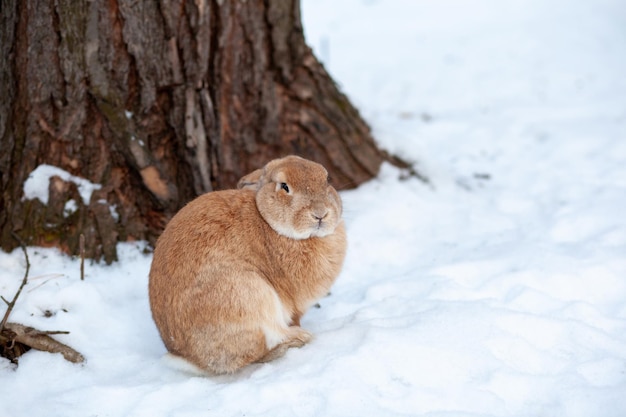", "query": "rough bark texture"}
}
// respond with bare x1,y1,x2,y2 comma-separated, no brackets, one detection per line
0,0,394,263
